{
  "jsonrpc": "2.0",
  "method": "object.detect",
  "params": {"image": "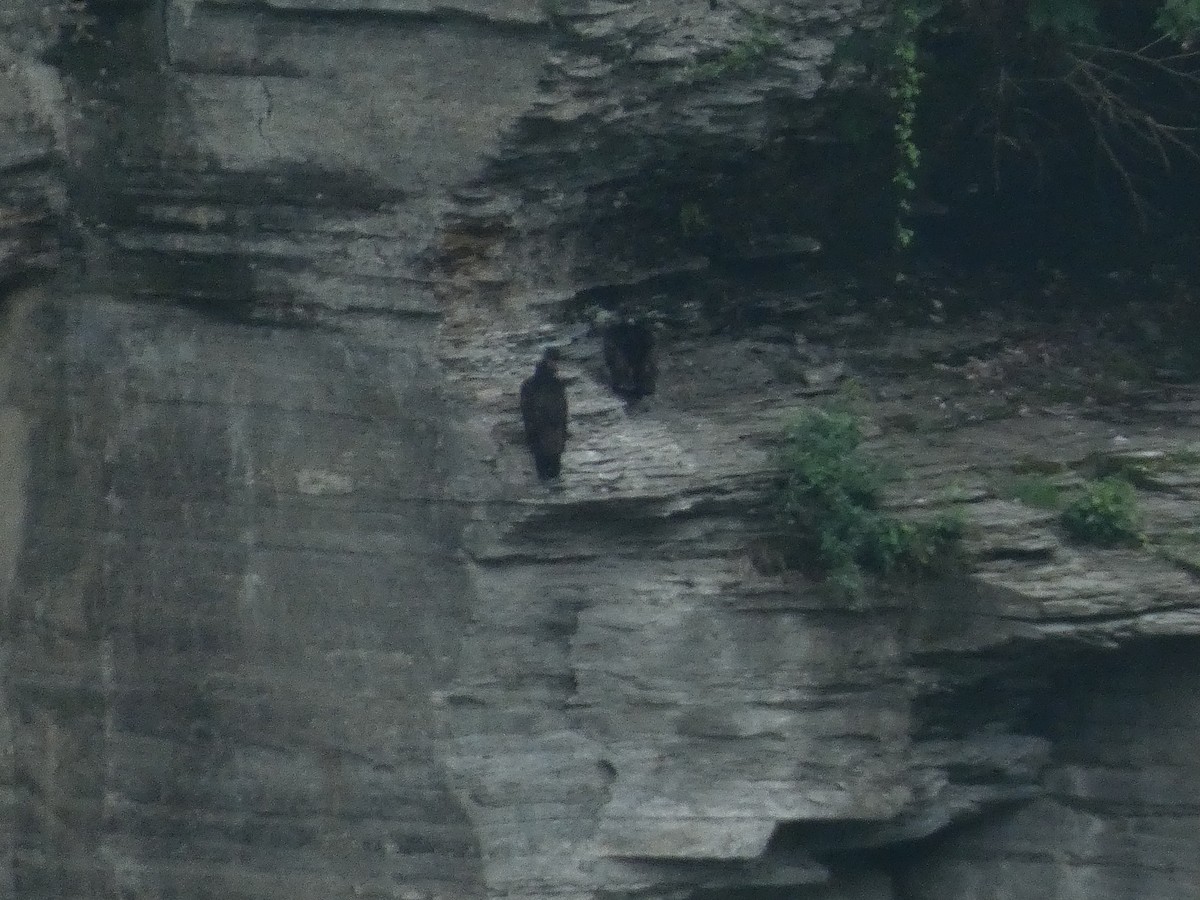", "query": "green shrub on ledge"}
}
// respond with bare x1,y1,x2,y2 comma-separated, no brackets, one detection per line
1060,476,1145,547
771,405,964,597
